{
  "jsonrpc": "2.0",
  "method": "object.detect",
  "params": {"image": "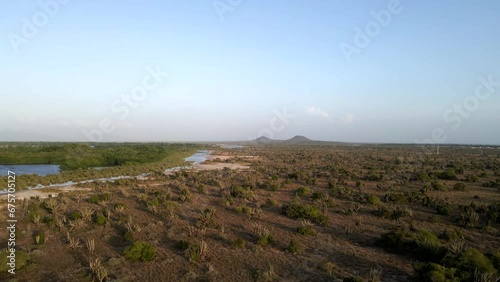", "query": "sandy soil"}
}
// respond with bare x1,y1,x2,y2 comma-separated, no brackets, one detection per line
193,162,250,170
196,154,252,170
0,186,91,200
207,155,259,161
2,153,253,200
